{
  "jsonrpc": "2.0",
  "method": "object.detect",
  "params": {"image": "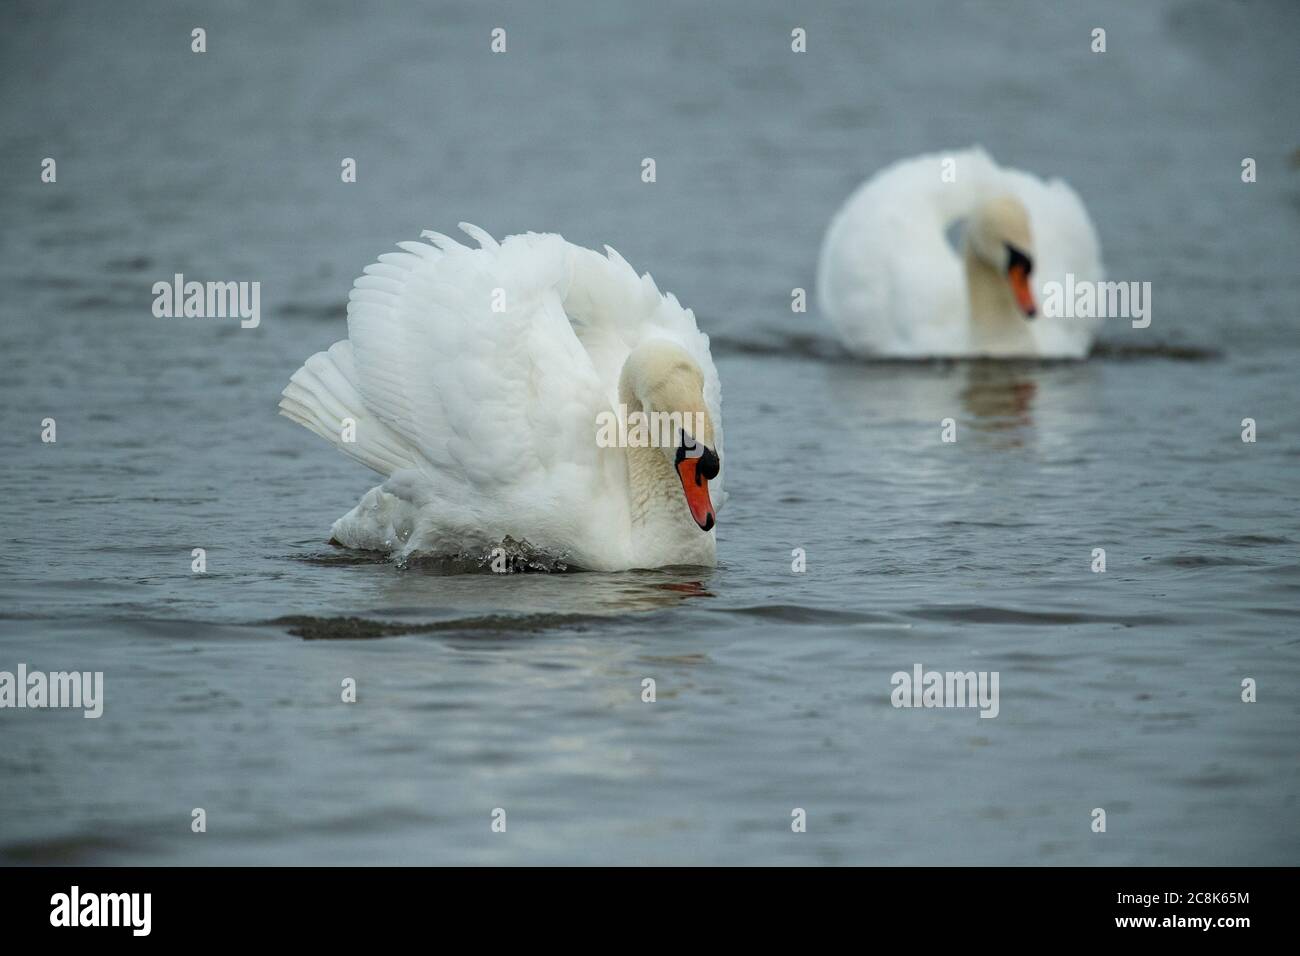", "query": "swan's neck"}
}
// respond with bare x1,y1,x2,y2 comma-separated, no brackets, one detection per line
618,393,715,566
624,441,687,529
964,244,1034,355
